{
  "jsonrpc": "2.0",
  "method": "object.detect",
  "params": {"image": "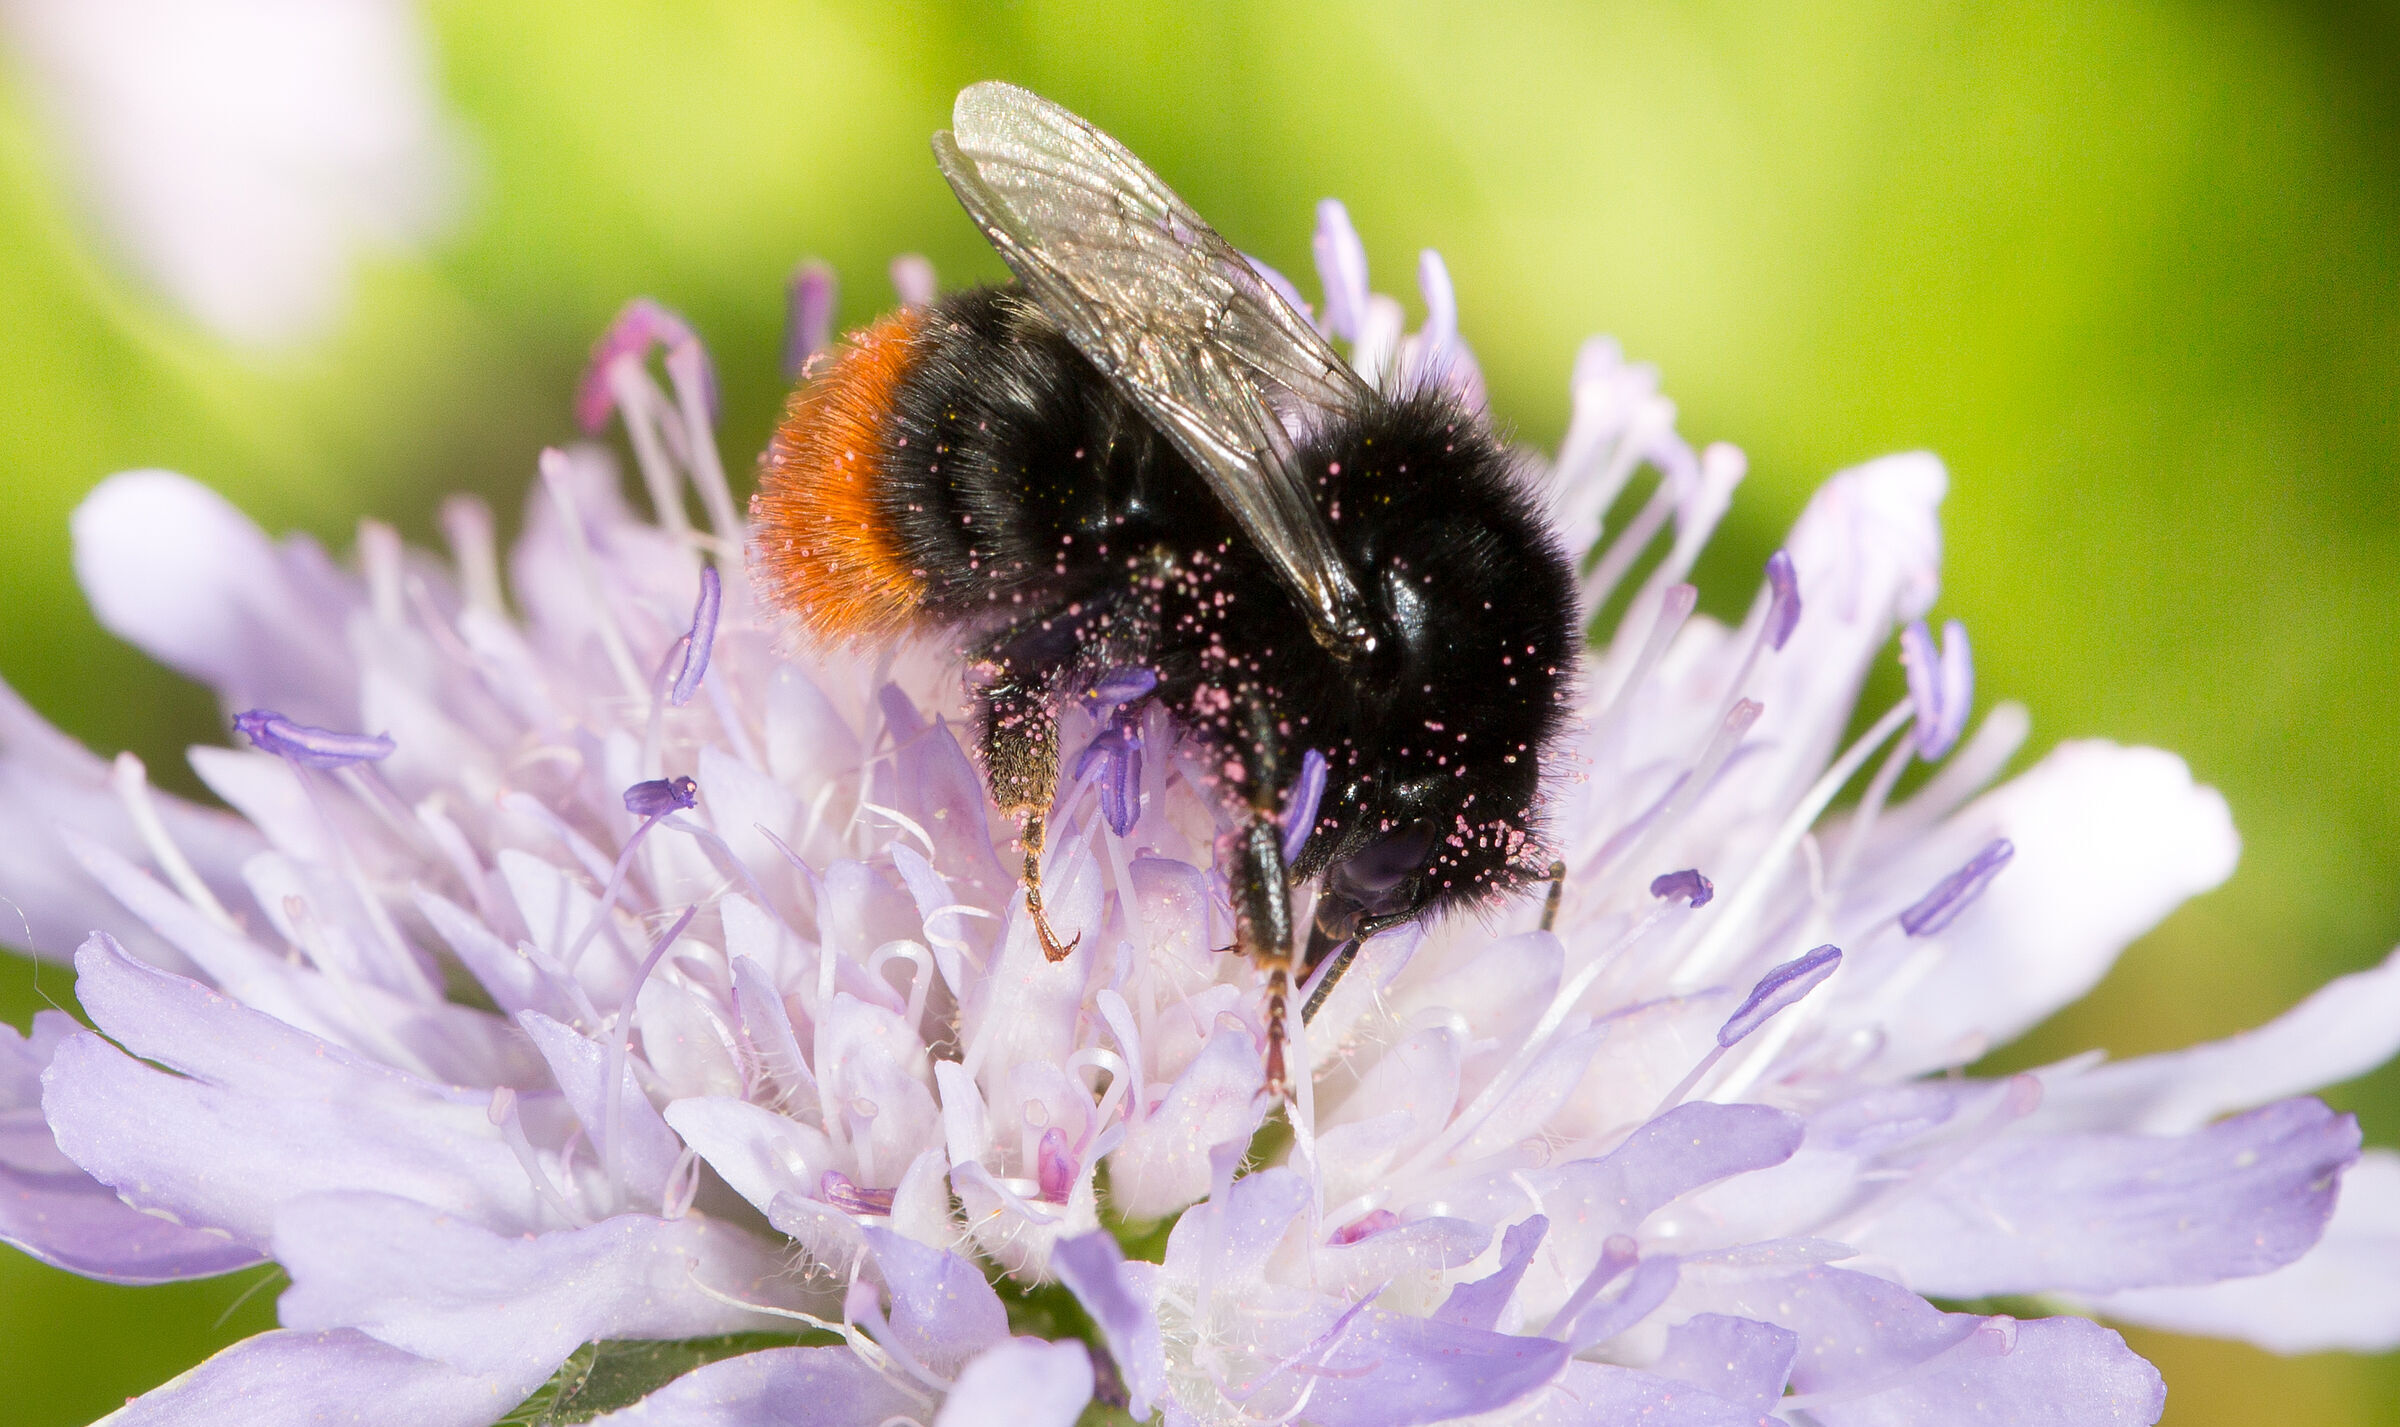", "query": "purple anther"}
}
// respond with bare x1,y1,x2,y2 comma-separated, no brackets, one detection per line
1649,869,1714,908
233,710,395,769
575,298,707,433
783,260,836,380
669,564,721,707
623,775,699,818
1083,666,1159,712
1900,837,2015,937
1281,748,1330,865
1763,549,1801,651
1717,944,1842,1048
1329,1209,1400,1245
1901,618,1975,760
1035,1126,1078,1204
890,253,937,307
1072,714,1144,838
1311,198,1369,343
821,1170,895,1217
